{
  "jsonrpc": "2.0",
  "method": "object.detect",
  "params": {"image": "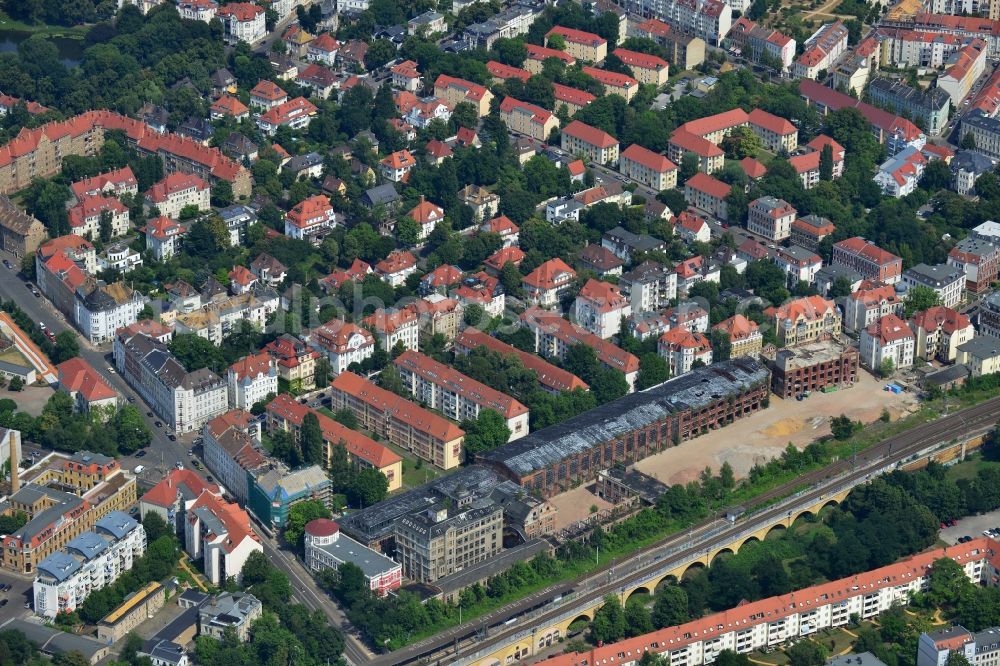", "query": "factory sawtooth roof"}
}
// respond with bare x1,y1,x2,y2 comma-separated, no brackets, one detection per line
481,357,769,477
